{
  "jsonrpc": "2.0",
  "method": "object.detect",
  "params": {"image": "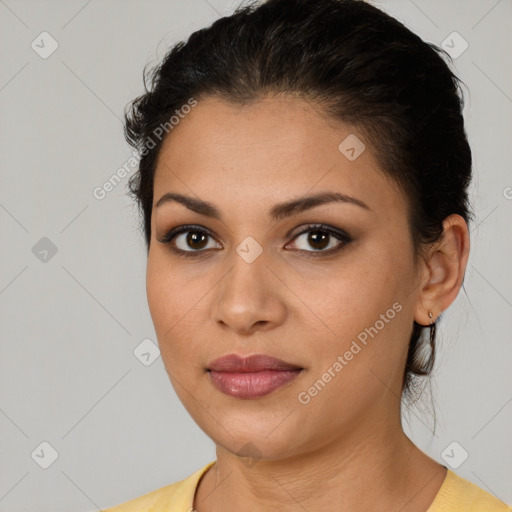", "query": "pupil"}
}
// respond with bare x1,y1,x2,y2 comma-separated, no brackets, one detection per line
187,231,208,249
309,230,329,250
